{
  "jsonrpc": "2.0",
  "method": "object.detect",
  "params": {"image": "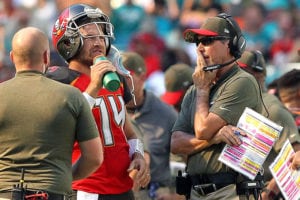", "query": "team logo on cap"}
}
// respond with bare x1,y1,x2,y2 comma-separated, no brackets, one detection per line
184,31,196,43
224,28,230,34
